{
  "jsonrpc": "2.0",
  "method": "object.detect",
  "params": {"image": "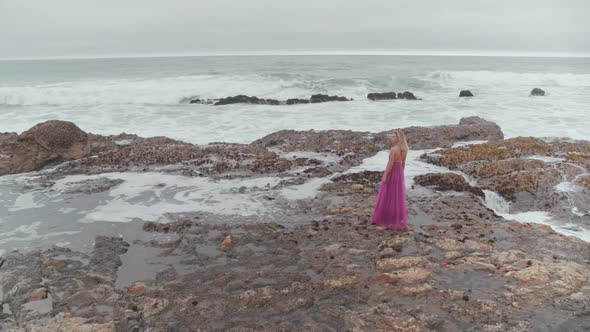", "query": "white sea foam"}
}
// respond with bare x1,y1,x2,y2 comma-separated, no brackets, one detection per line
347,149,463,185
484,190,590,242
1,57,590,144
527,155,565,163
554,181,584,193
